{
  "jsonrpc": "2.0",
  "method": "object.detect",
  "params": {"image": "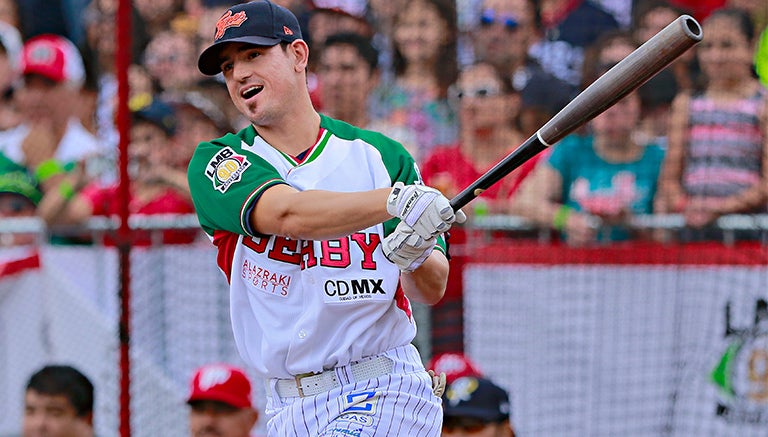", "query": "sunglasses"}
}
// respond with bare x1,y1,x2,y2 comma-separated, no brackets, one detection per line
480,9,519,31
